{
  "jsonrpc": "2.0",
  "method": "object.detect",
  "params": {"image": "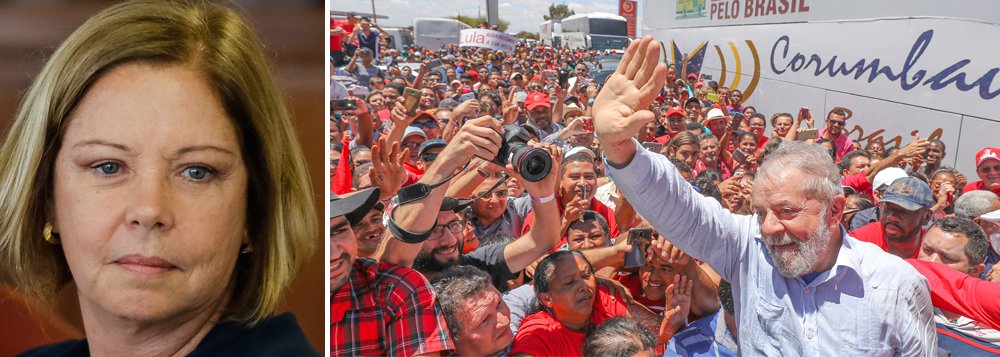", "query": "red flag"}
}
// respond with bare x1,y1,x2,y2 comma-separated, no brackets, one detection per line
332,137,353,195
